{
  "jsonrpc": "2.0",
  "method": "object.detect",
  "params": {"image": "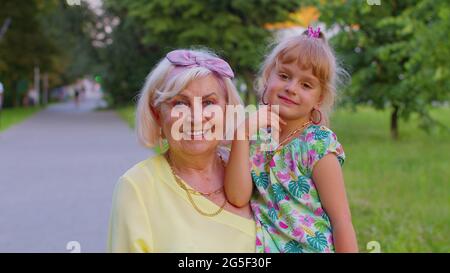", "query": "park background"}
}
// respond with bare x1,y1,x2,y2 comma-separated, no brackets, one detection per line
0,0,449,252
